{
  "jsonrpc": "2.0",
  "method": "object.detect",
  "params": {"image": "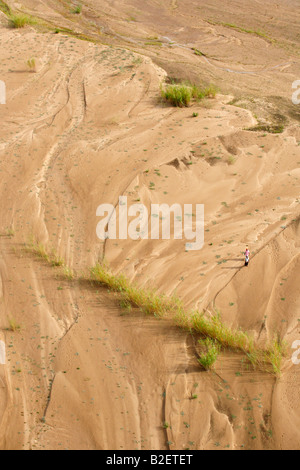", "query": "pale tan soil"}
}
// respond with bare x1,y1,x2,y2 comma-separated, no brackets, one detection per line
0,0,299,450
